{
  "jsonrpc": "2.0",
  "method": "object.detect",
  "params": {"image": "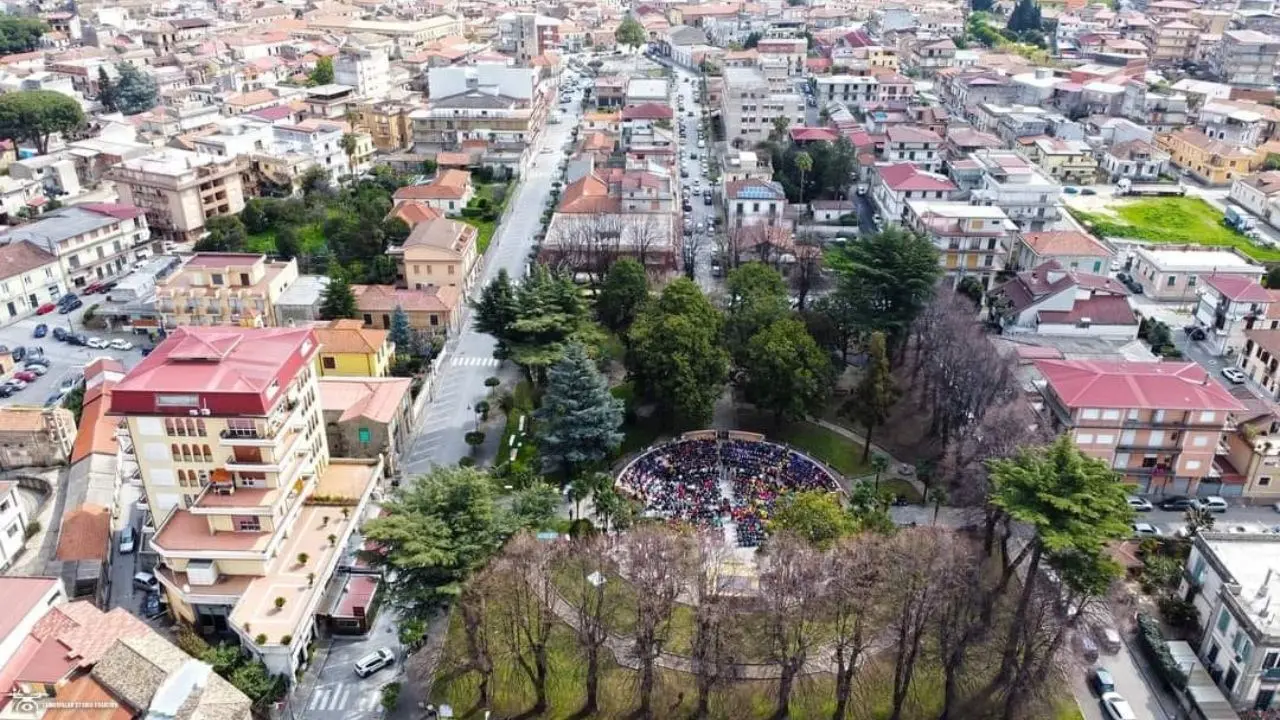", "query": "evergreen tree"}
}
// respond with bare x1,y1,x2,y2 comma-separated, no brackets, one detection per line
725,262,790,364
473,268,520,344
0,90,84,155
113,62,158,115
595,258,648,333
827,226,941,355
96,66,116,112
194,215,248,252
274,226,300,261
535,342,624,476
1006,0,1042,32
389,305,414,354
615,16,646,50
738,318,833,422
844,331,900,461
309,56,335,86
319,270,358,320
627,278,730,428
